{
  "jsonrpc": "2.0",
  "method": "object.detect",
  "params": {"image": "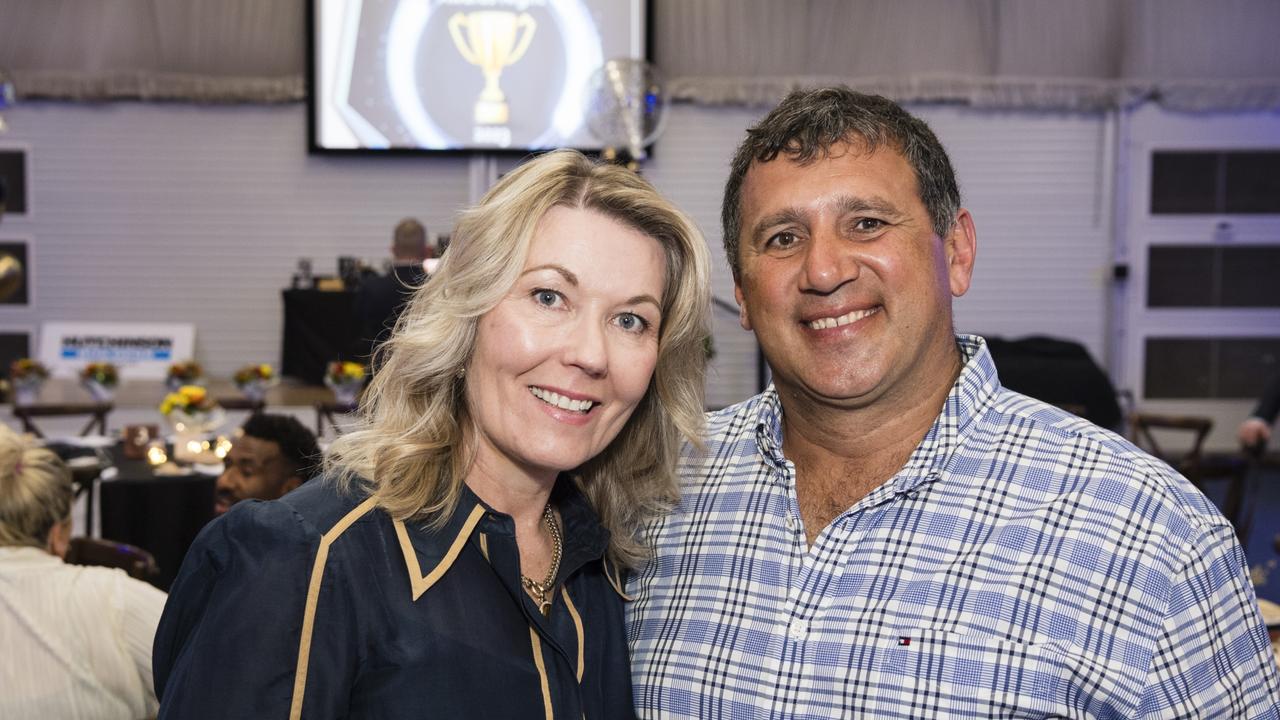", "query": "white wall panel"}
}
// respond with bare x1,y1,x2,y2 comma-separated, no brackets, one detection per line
0,102,471,375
